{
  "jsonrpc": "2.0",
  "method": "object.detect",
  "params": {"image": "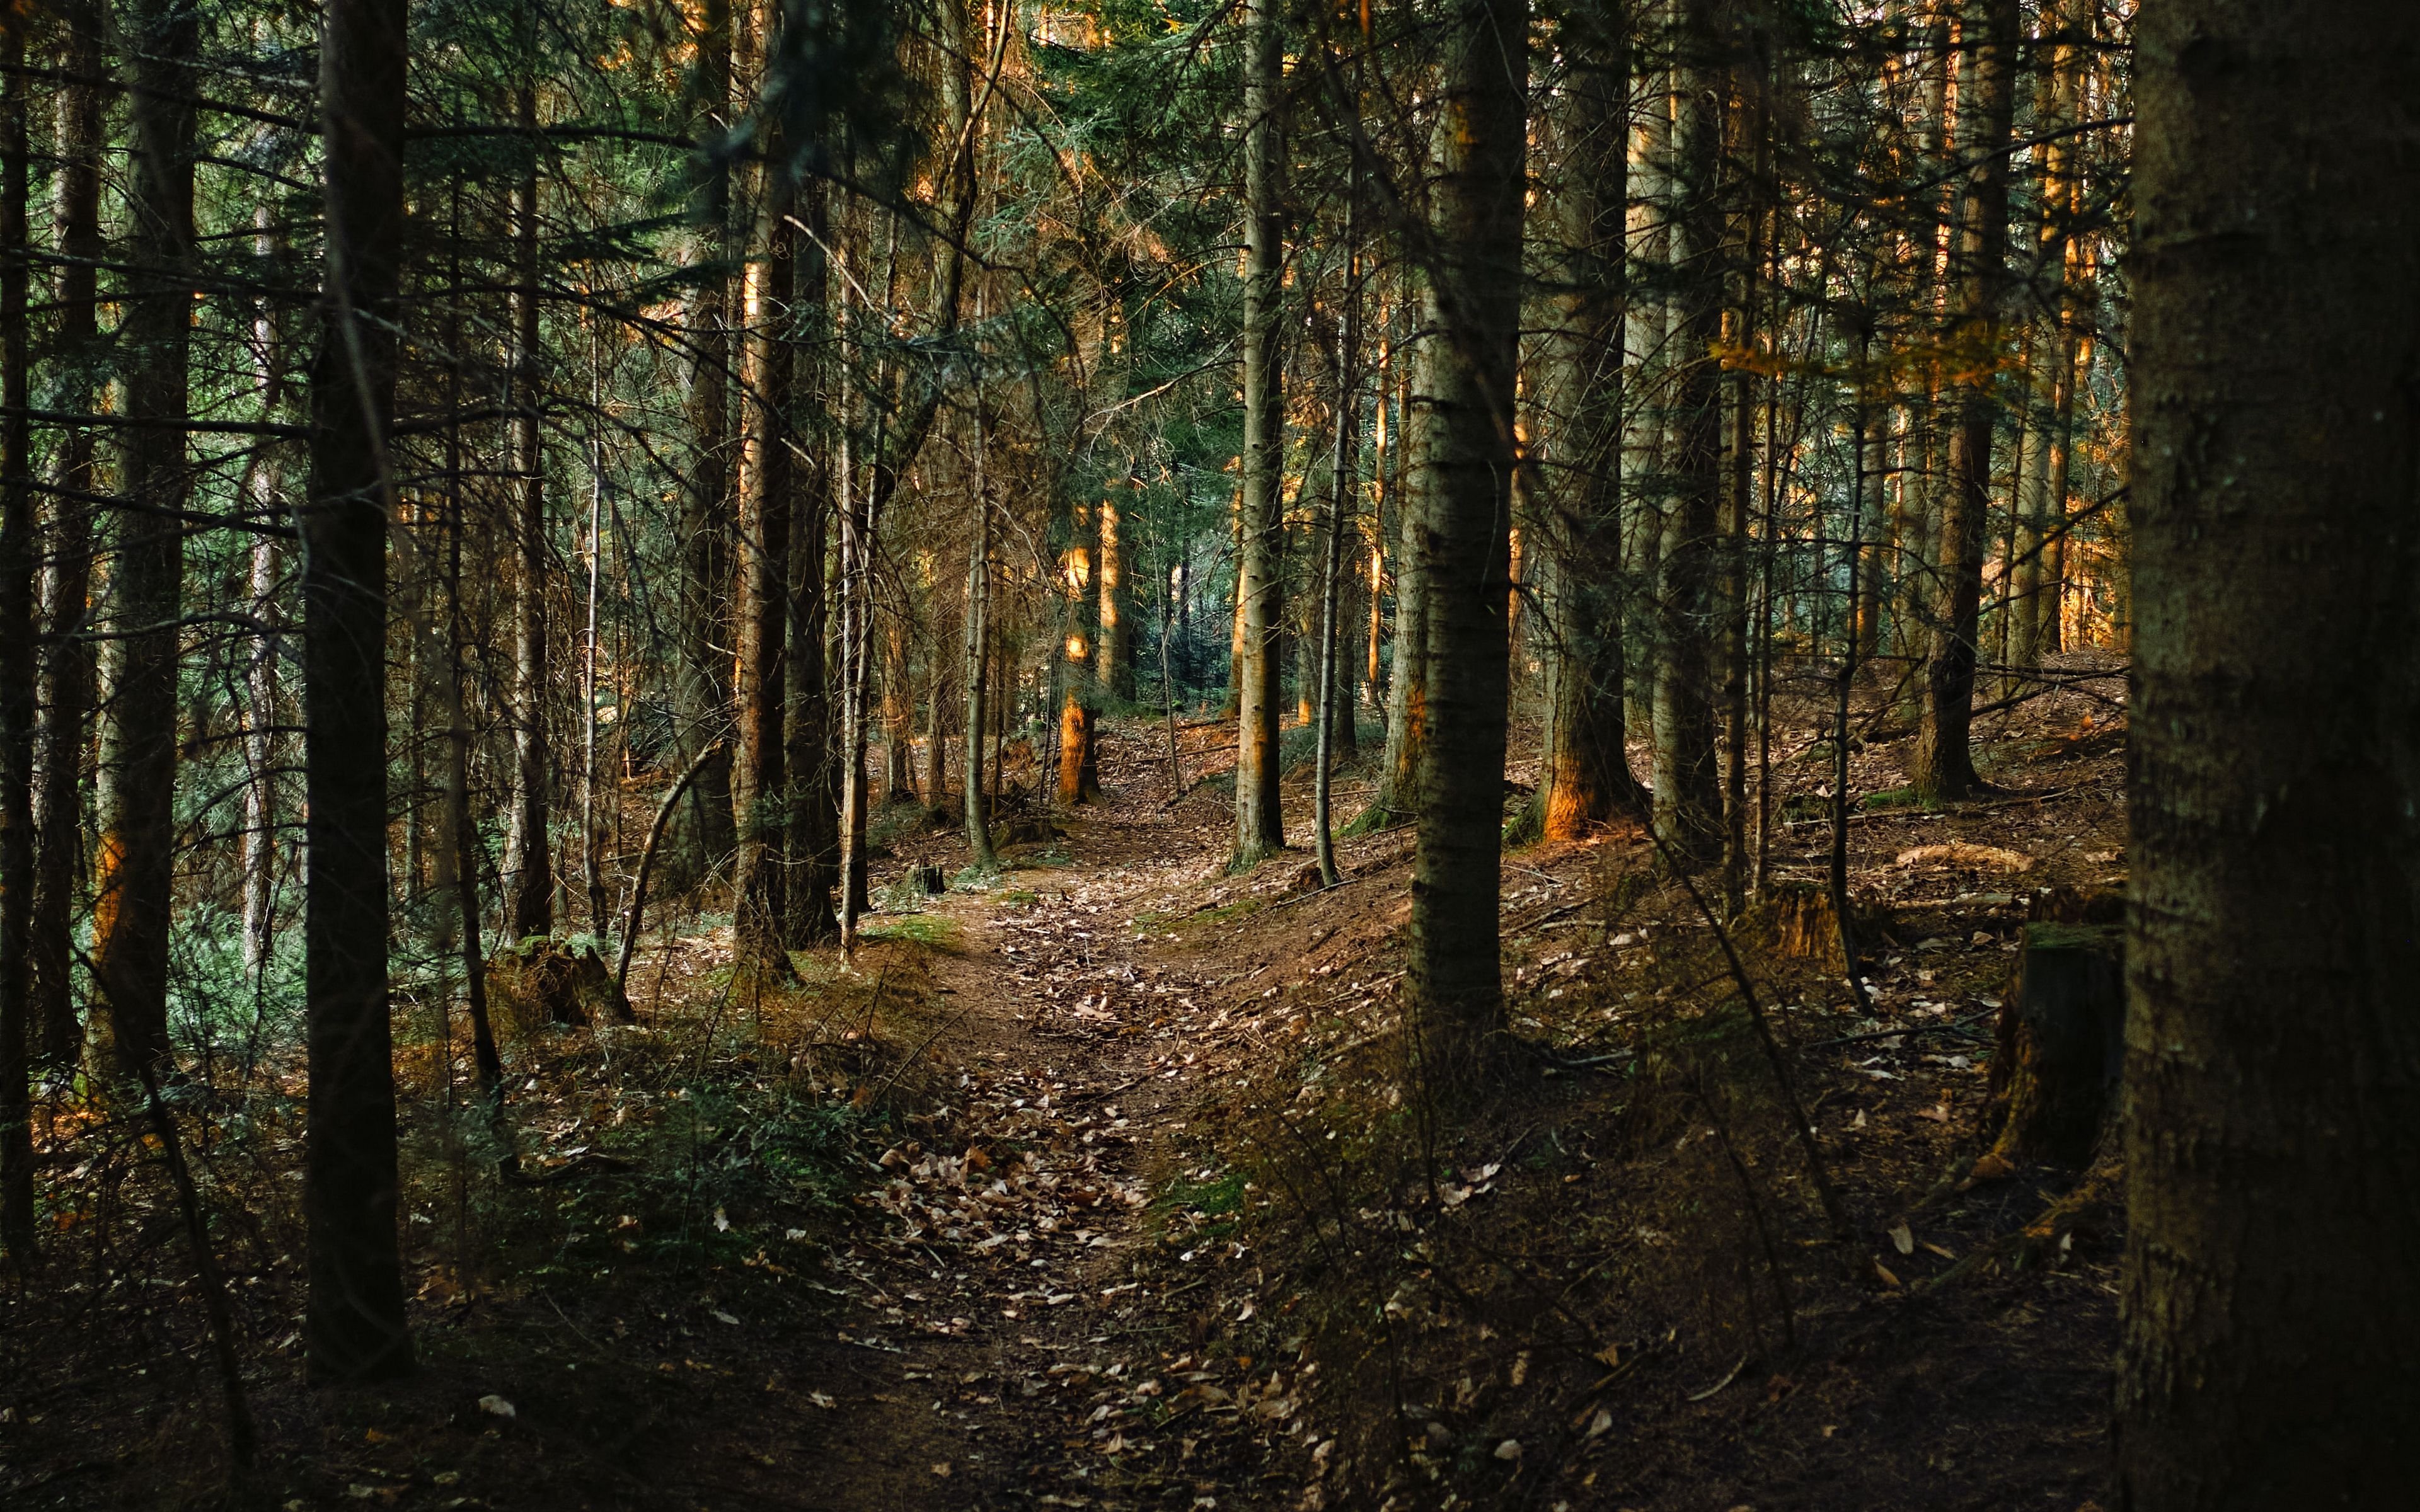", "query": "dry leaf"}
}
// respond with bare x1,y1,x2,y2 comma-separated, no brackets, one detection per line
1895,842,2033,873
1888,1222,1914,1256
1494,1439,1523,1462
477,1394,516,1419
1869,1257,1903,1289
